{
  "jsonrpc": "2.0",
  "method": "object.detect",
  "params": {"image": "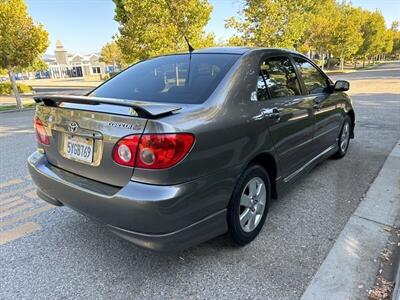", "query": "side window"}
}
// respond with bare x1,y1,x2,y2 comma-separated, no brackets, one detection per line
293,57,329,94
261,57,301,99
